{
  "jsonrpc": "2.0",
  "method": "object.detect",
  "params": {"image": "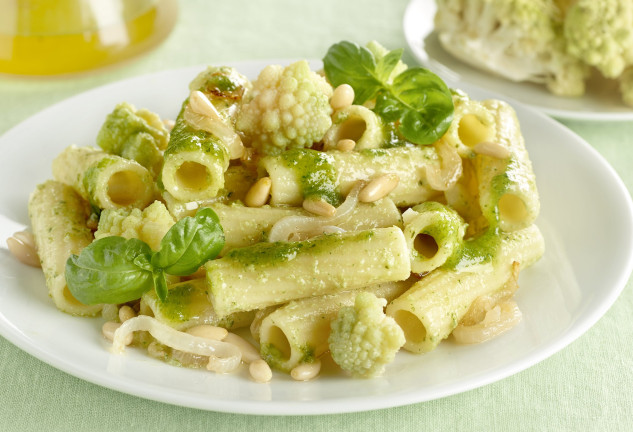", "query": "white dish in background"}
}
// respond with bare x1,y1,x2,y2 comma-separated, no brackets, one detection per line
0,61,632,415
403,0,633,121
